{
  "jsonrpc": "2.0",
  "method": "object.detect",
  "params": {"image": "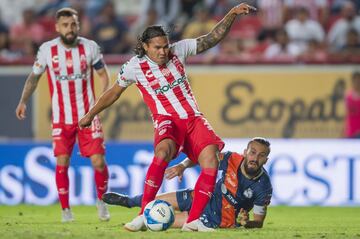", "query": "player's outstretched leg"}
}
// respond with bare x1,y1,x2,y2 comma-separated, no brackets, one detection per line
102,192,132,207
